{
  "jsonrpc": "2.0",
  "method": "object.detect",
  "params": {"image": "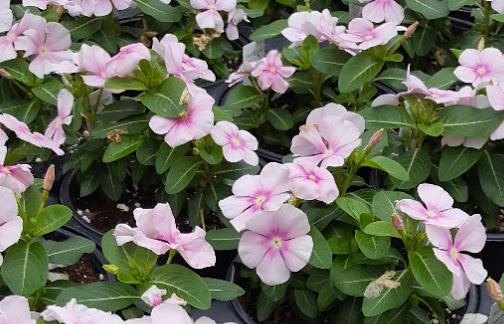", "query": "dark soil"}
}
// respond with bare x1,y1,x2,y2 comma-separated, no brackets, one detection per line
73,187,156,232
52,255,101,284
